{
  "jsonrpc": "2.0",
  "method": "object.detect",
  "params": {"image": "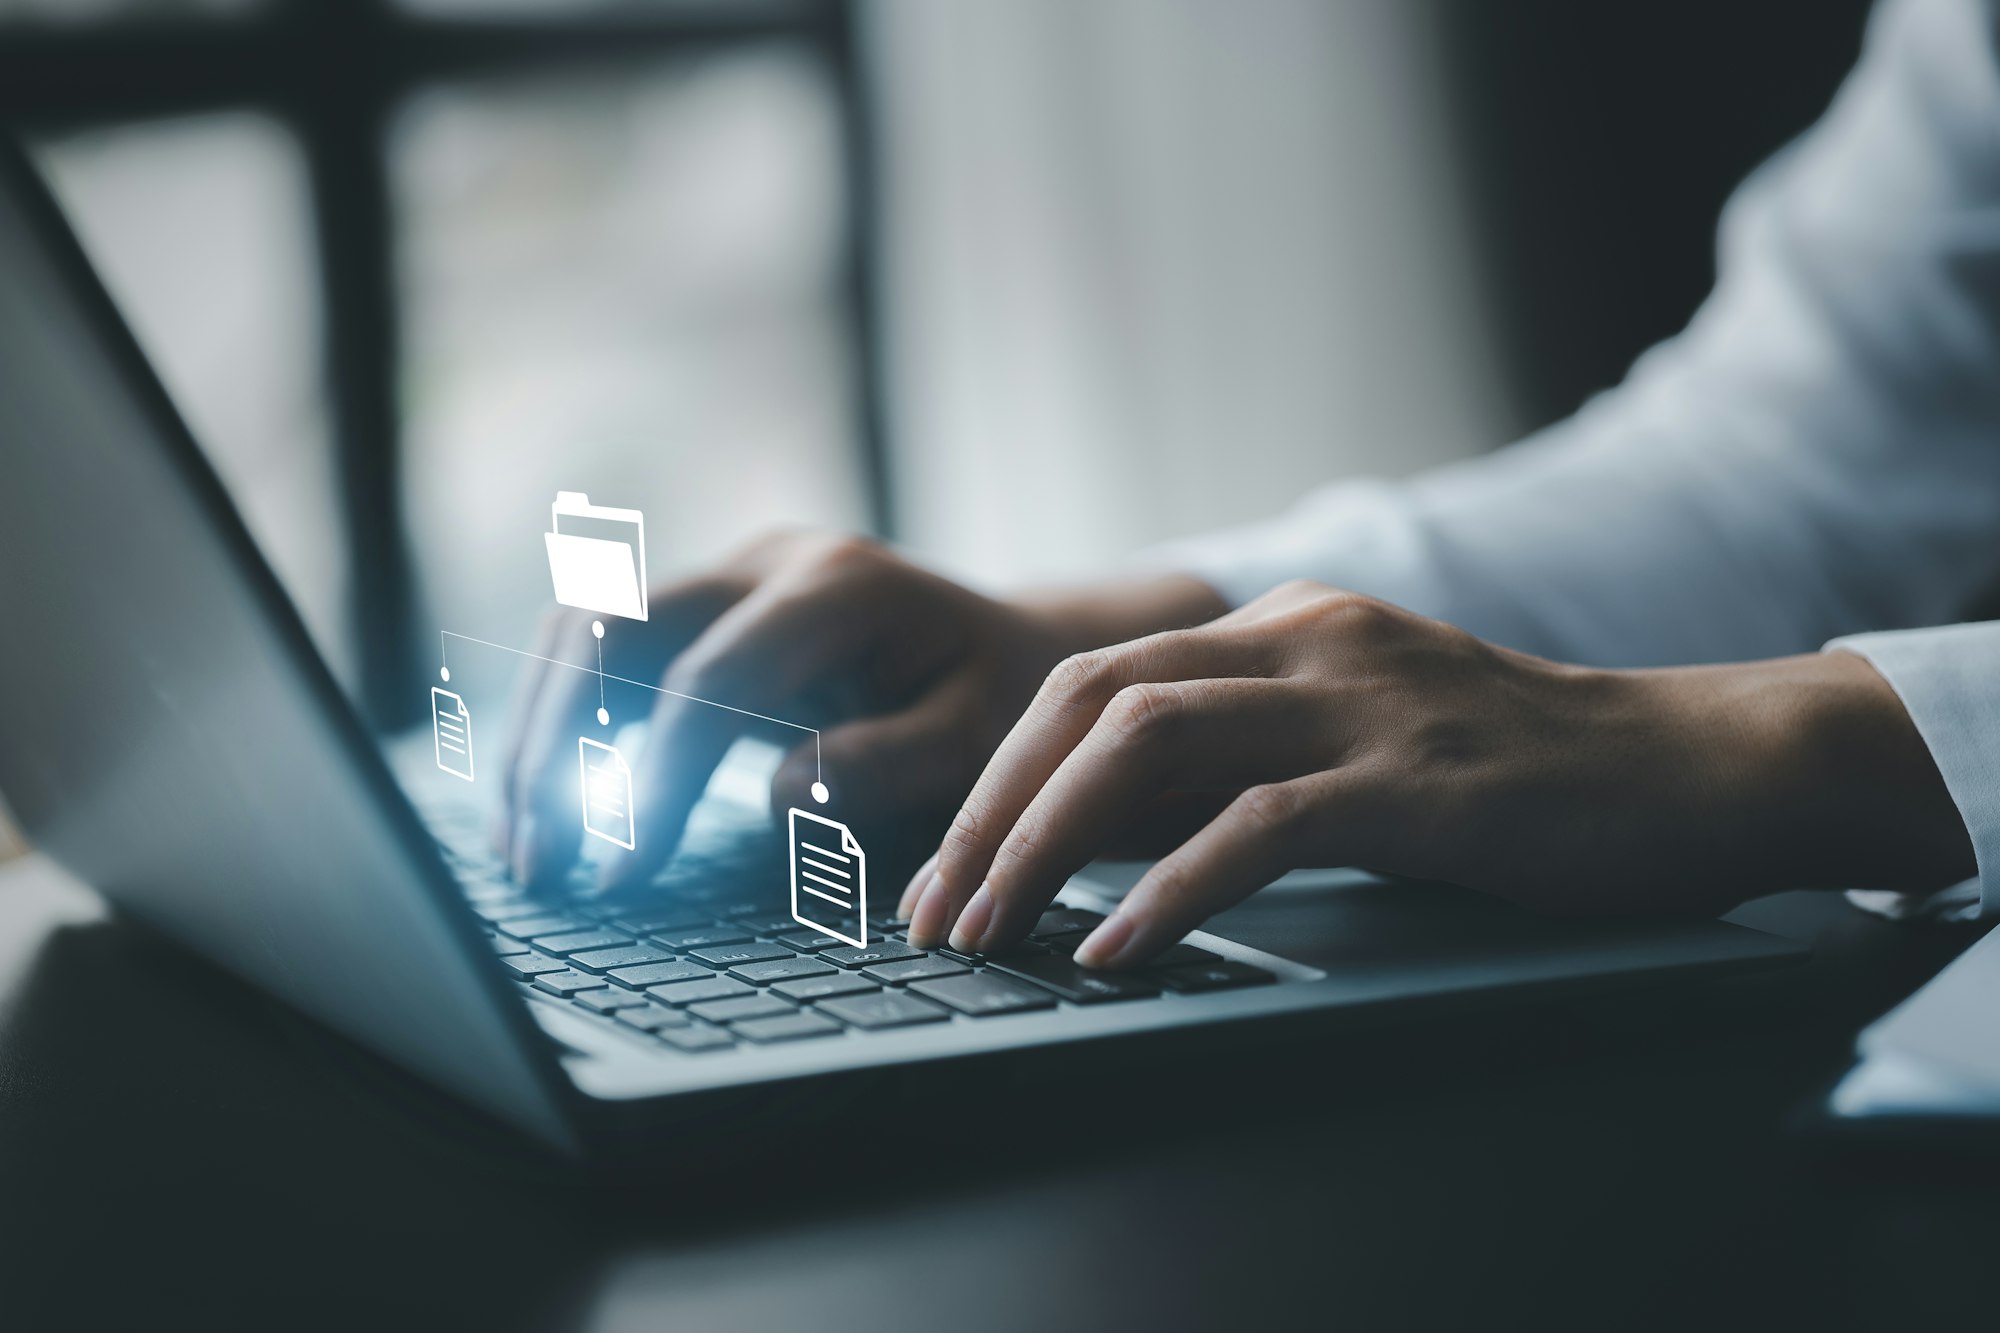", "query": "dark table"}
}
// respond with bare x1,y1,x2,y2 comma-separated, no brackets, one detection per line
0,854,1991,1332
